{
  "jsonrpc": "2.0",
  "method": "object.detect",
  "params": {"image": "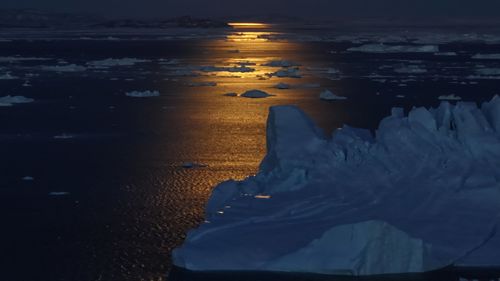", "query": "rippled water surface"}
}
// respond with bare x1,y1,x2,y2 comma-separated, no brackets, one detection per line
1,24,500,280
